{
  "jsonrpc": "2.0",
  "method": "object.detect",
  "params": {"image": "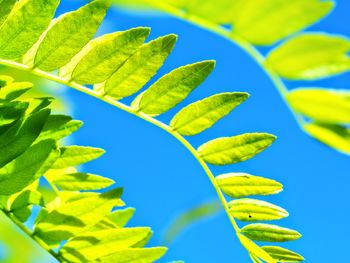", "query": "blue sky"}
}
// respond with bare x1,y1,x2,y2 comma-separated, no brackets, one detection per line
3,1,349,262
